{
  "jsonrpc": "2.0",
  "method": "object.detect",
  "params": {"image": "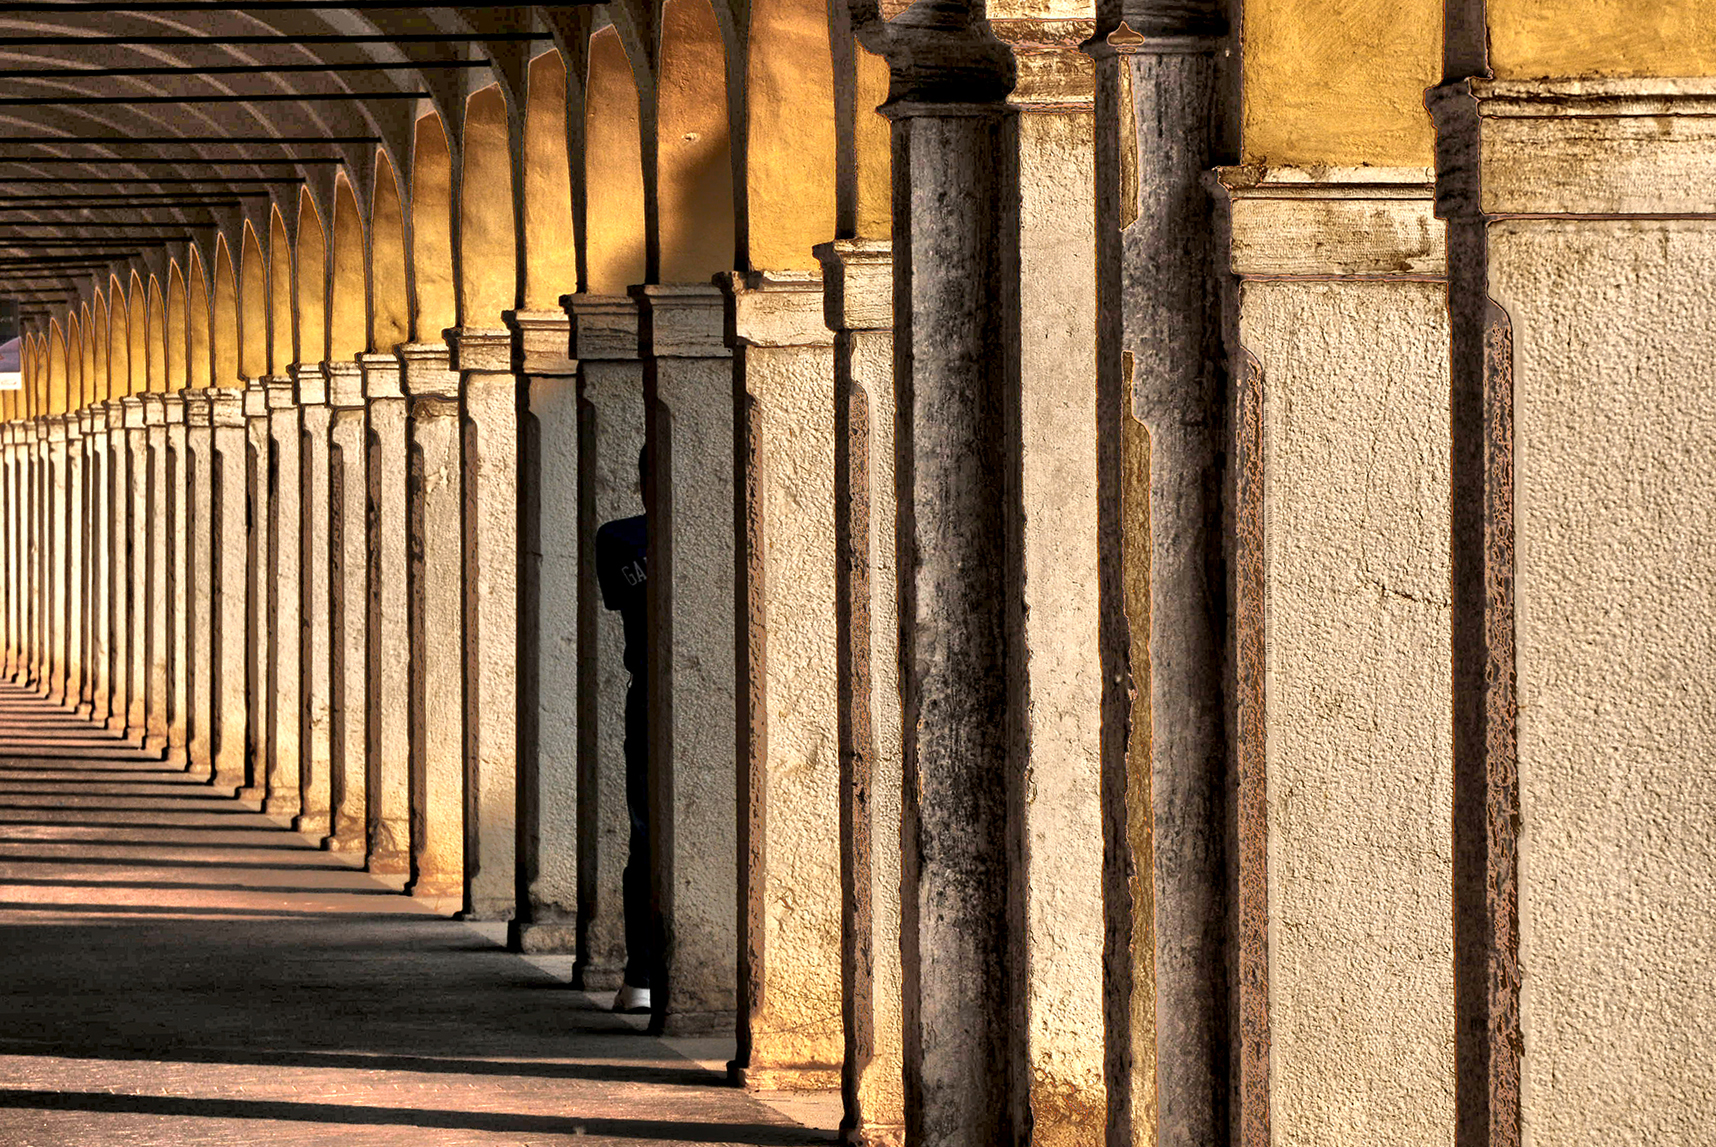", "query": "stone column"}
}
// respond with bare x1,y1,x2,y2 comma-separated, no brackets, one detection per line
163,392,190,766
243,378,272,799
45,414,68,705
2,425,15,681
86,408,111,727
635,283,738,1032
362,351,411,881
210,388,250,792
104,400,129,735
326,360,369,852
184,390,217,778
1088,12,1238,1143
721,270,843,1090
140,394,172,754
816,238,905,1143
294,364,334,840
400,341,465,910
68,411,90,717
265,375,303,820
507,307,588,955
854,5,1027,1137
553,294,644,986
121,396,148,741
447,326,519,920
